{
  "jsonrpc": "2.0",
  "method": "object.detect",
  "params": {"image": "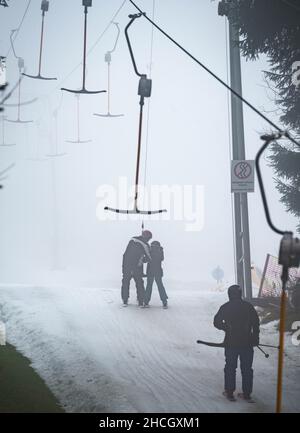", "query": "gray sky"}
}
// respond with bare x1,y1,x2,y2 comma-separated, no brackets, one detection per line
0,0,297,287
